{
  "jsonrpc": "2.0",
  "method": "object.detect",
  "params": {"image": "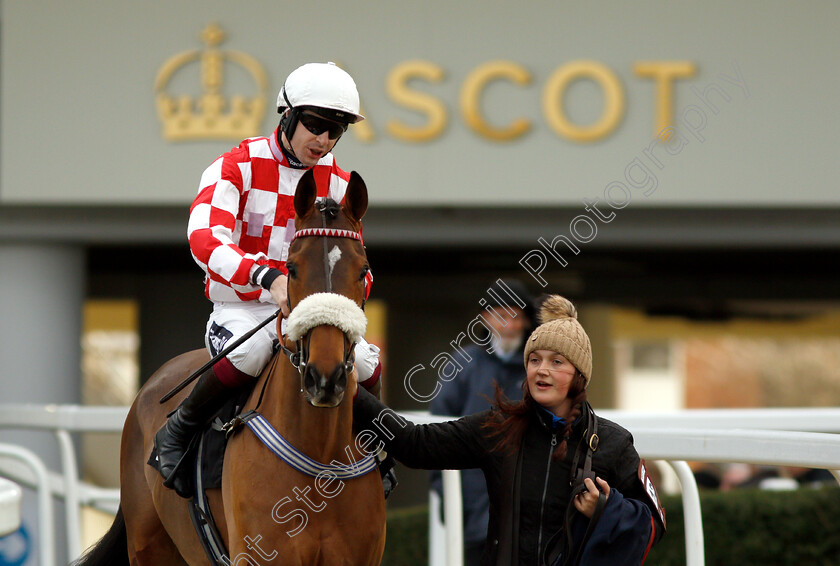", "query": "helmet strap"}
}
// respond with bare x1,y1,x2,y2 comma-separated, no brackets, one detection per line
277,88,308,168
276,126,306,169
280,89,302,145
